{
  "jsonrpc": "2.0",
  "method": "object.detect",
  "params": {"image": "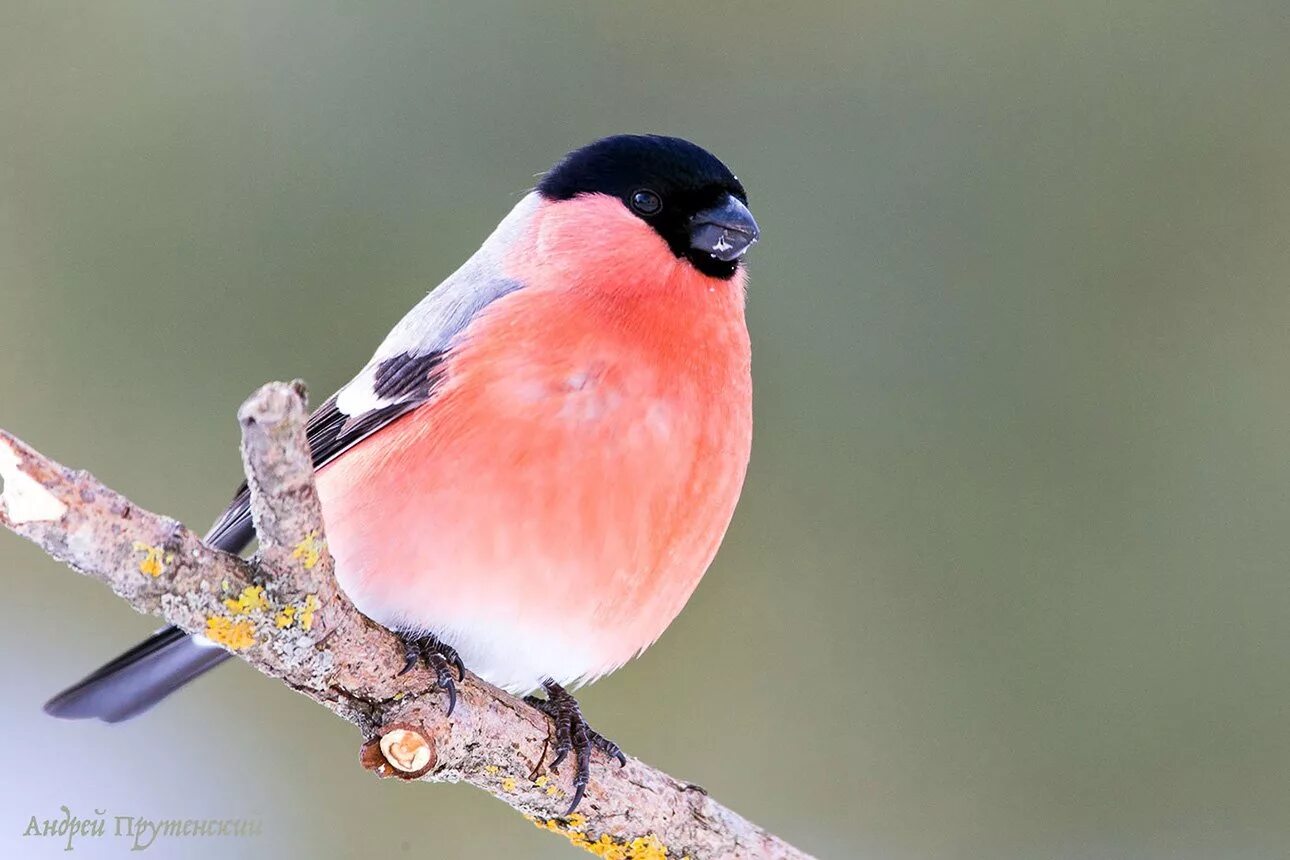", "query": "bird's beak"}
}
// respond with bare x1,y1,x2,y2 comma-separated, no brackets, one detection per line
689,195,760,262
